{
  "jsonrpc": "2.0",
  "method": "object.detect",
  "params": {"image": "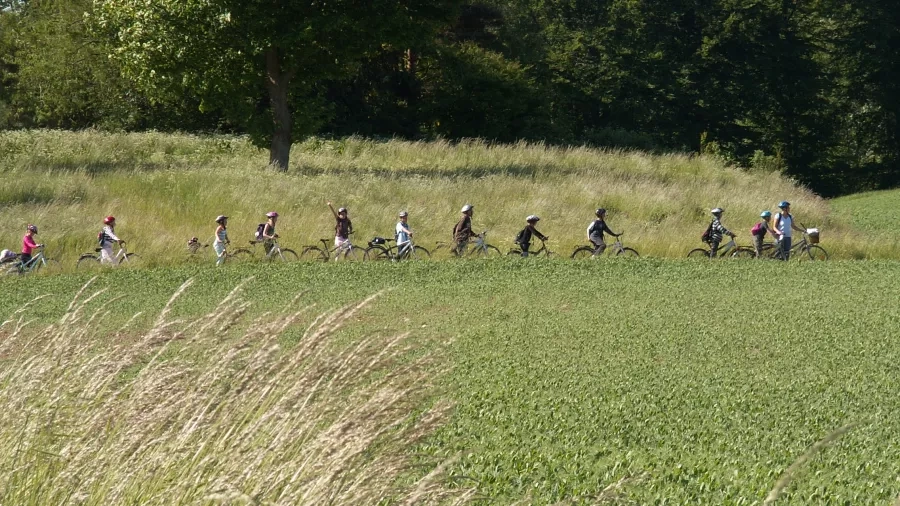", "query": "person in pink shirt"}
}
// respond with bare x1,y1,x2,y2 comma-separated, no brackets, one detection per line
21,224,42,265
